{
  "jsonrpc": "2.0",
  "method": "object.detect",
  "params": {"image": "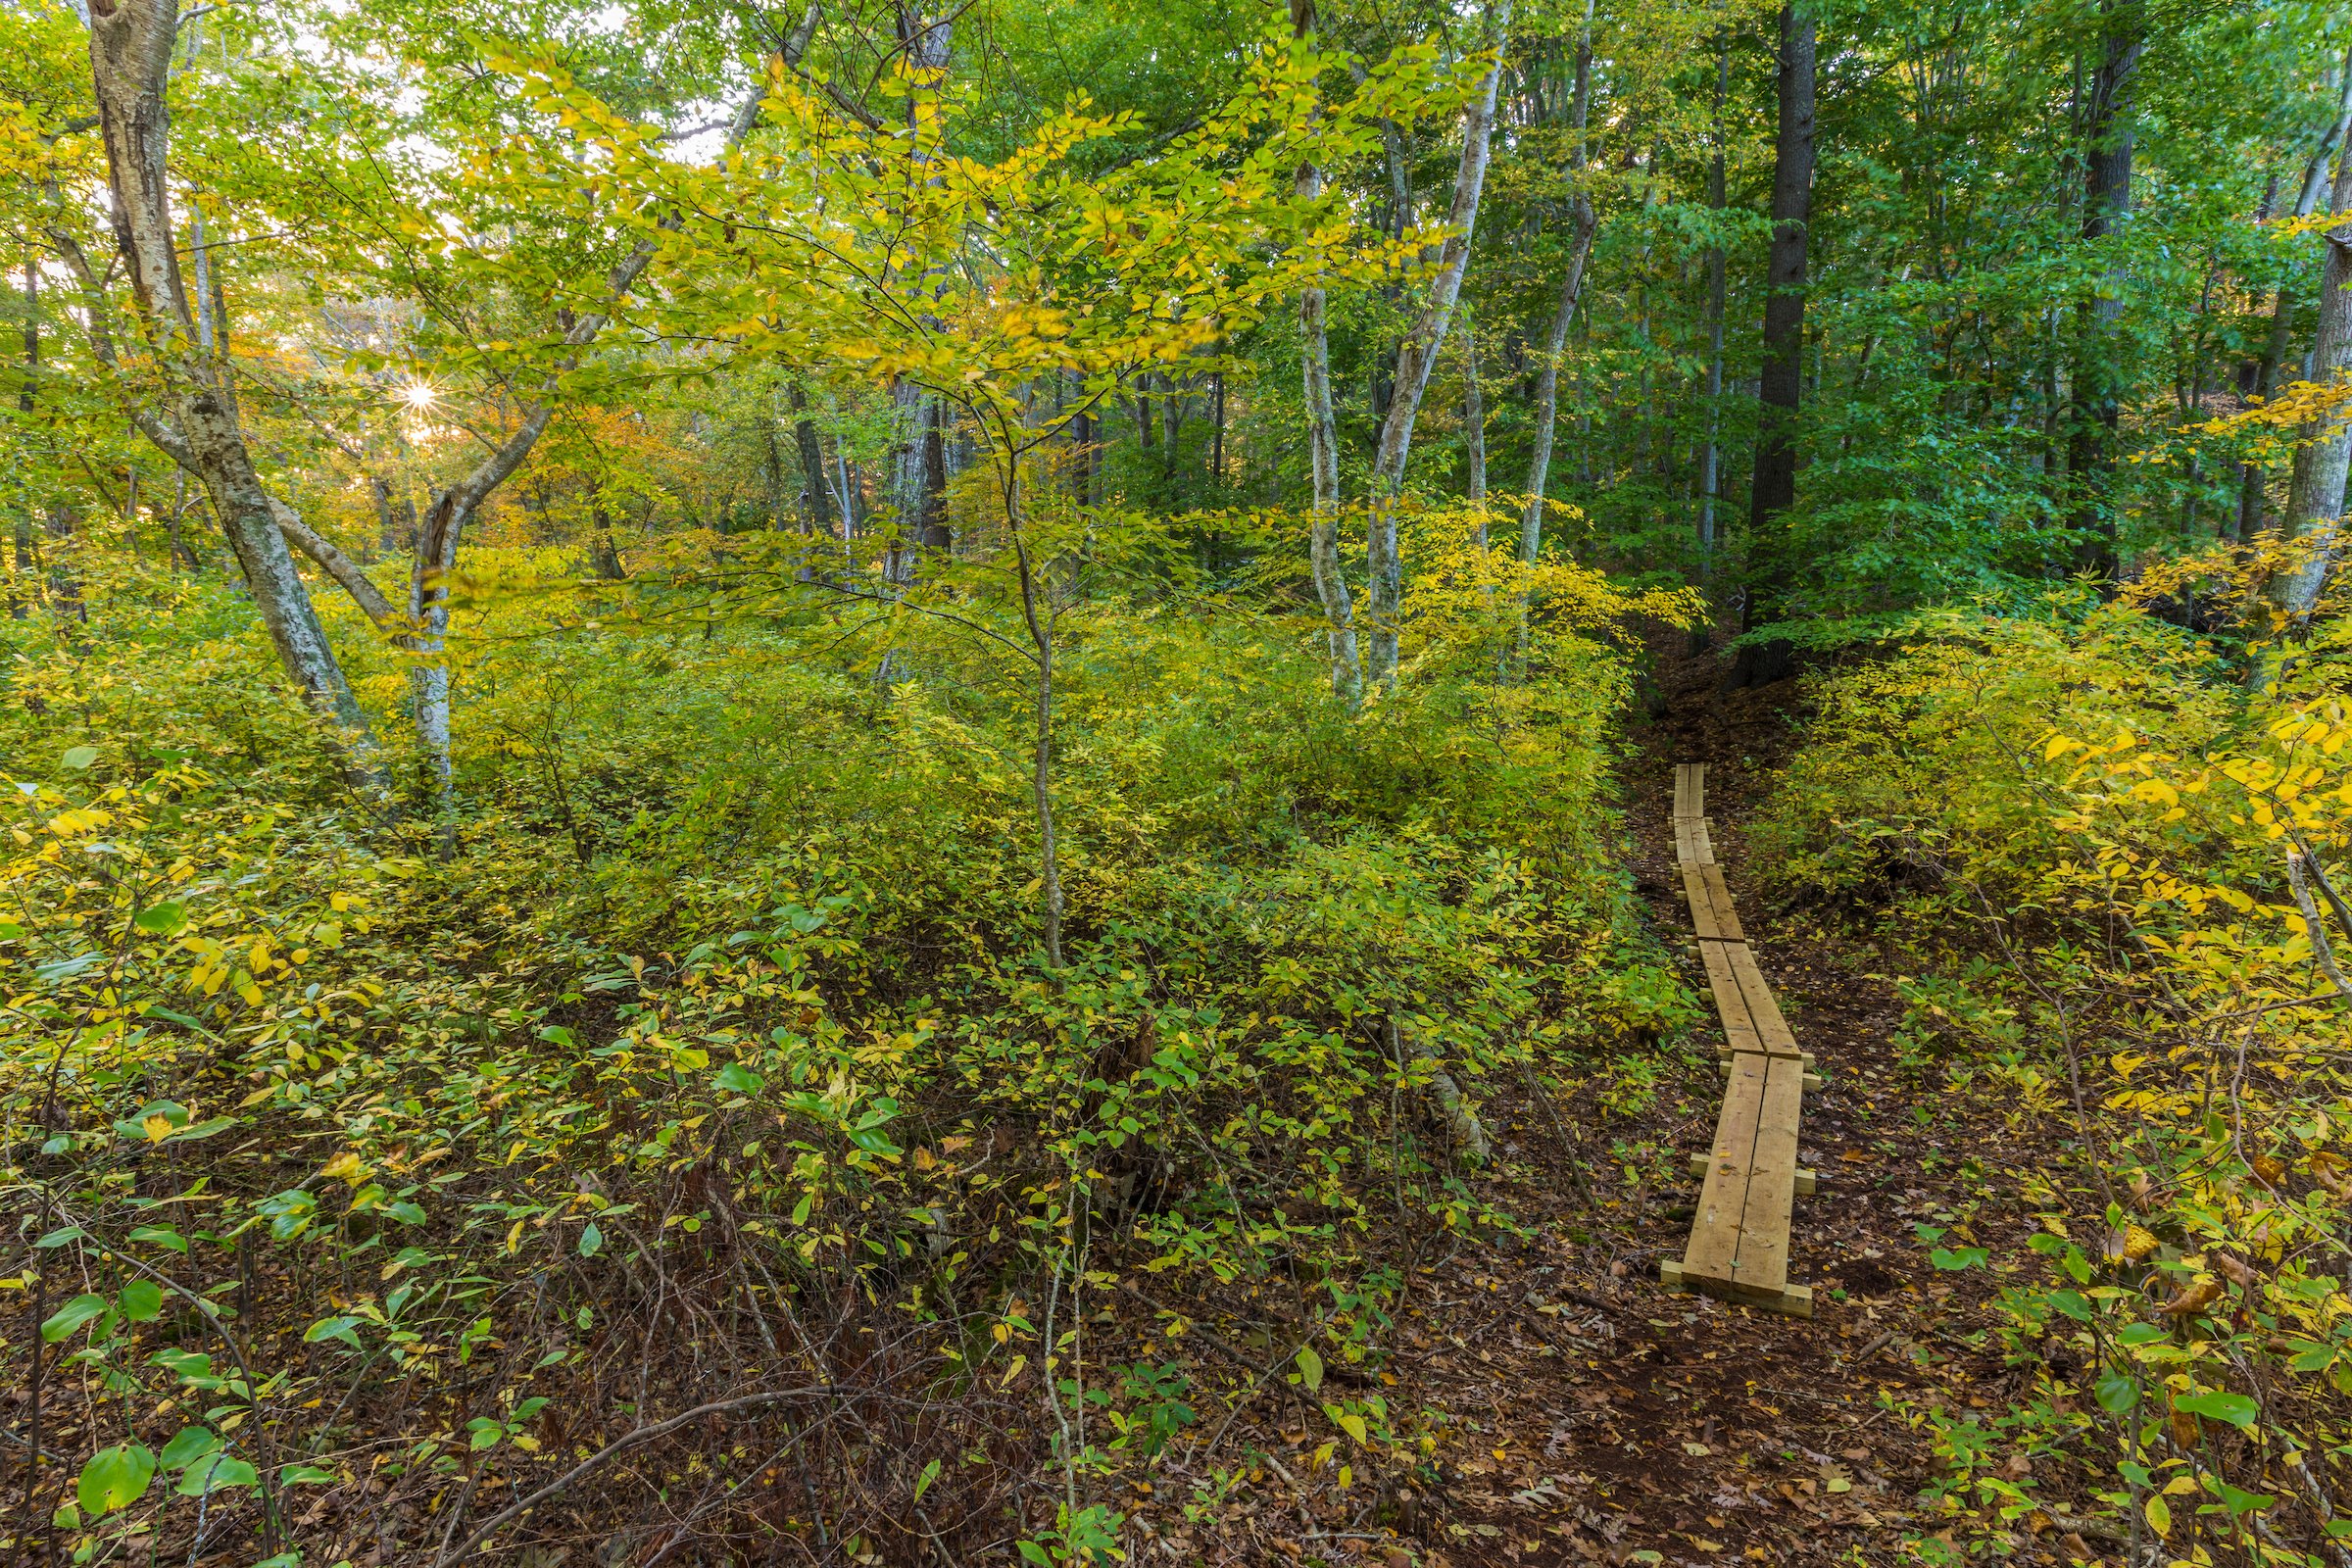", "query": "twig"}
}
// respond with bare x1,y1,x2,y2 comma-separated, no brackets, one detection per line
2285,850,2352,1001
430,1384,845,1565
